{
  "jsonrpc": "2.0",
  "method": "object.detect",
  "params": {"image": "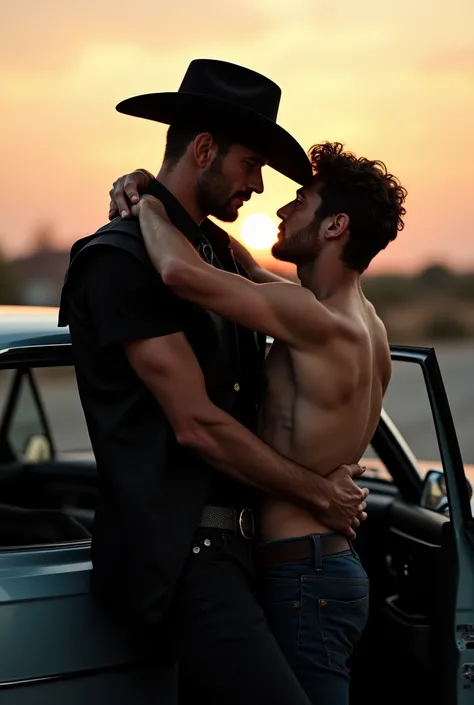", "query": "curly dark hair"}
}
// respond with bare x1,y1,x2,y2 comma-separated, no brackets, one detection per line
308,142,407,273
